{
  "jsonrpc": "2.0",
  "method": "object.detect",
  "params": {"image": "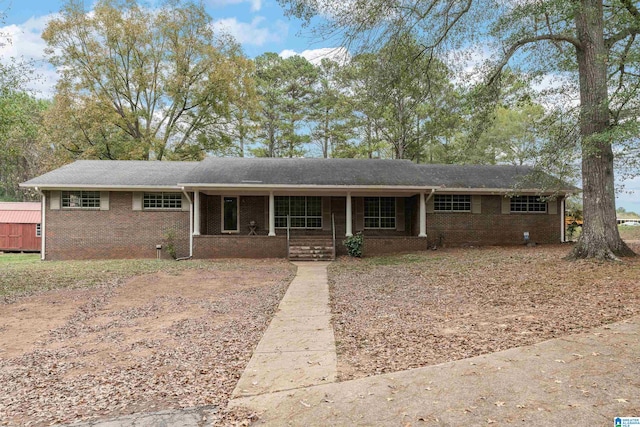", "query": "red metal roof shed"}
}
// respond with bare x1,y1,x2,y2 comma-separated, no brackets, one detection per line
0,202,42,252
